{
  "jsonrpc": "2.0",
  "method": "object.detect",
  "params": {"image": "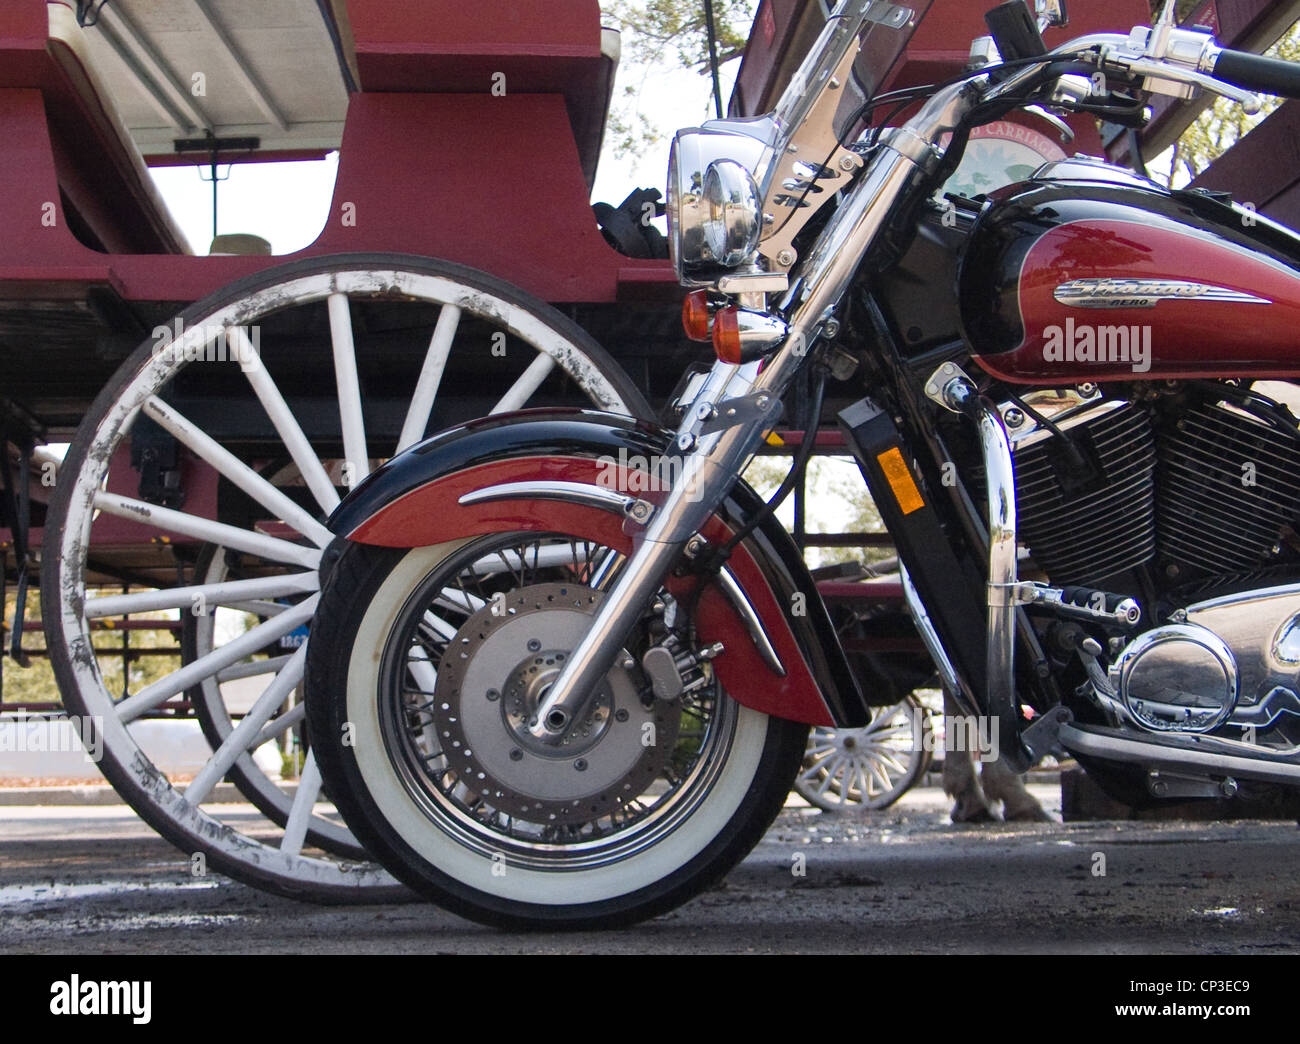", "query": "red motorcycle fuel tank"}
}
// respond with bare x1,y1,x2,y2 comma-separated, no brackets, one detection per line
958,157,1300,383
